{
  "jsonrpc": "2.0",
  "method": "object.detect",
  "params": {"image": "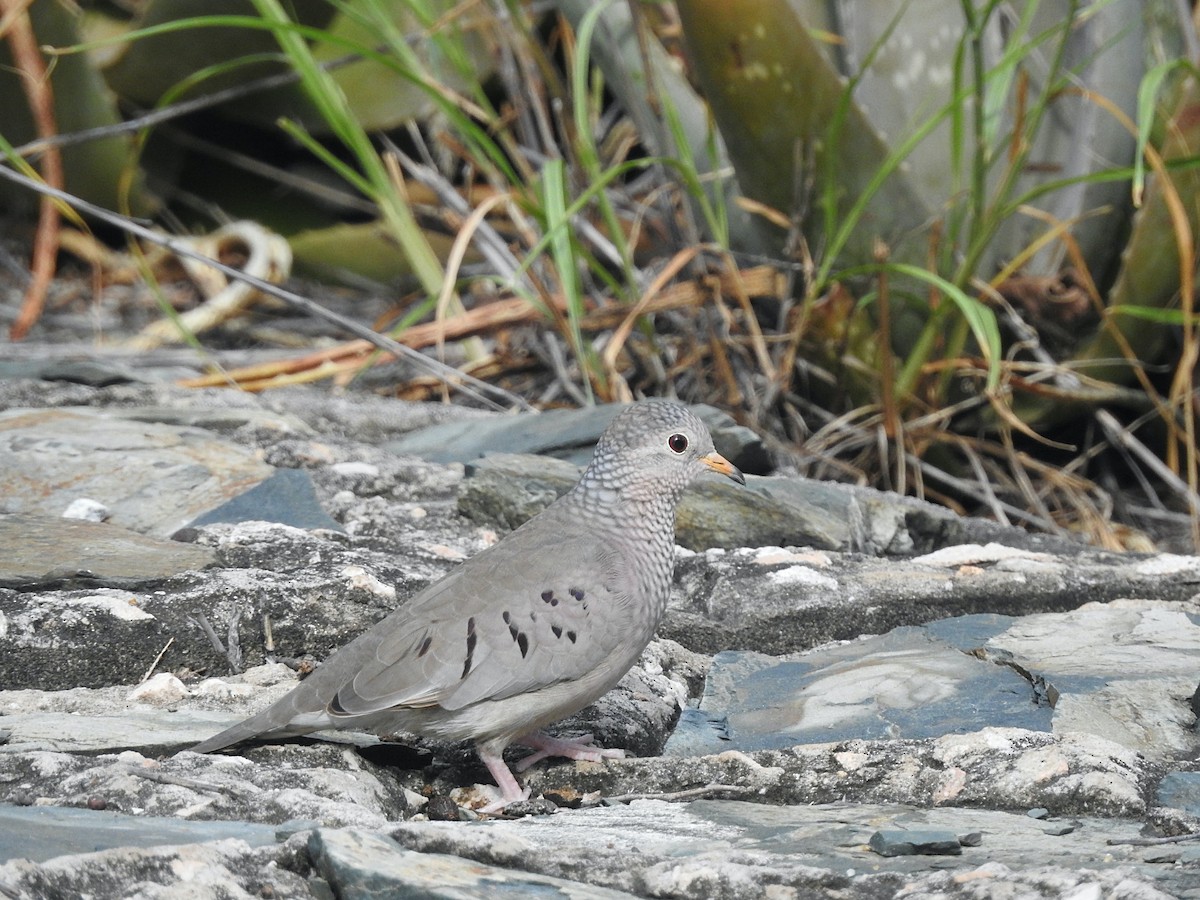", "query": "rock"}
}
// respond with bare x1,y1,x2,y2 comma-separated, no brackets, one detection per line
1156,772,1200,816
663,623,1051,755
527,728,1151,818
457,453,1095,556
60,498,110,523
0,836,314,898
868,828,963,856
309,827,637,898
0,522,463,691
387,800,1186,897
0,407,273,537
385,401,769,474
190,467,344,533
663,546,1200,655
0,804,279,863
0,514,215,589
664,599,1200,760
0,744,408,830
